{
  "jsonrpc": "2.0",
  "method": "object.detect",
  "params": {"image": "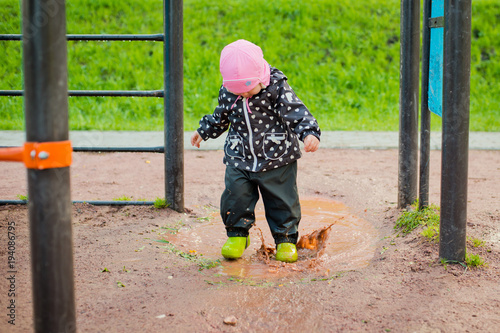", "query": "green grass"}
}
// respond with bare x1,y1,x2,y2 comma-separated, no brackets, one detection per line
421,224,440,242
465,252,486,267
395,201,440,235
468,236,486,248
441,252,487,269
153,197,169,209
159,242,221,271
396,201,488,268
16,194,28,201
1,0,499,132
112,195,132,201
